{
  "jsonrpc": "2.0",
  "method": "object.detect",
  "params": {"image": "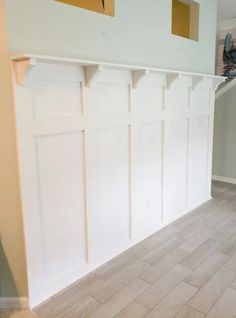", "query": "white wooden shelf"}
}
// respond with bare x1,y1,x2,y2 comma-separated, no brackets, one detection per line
11,54,225,90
